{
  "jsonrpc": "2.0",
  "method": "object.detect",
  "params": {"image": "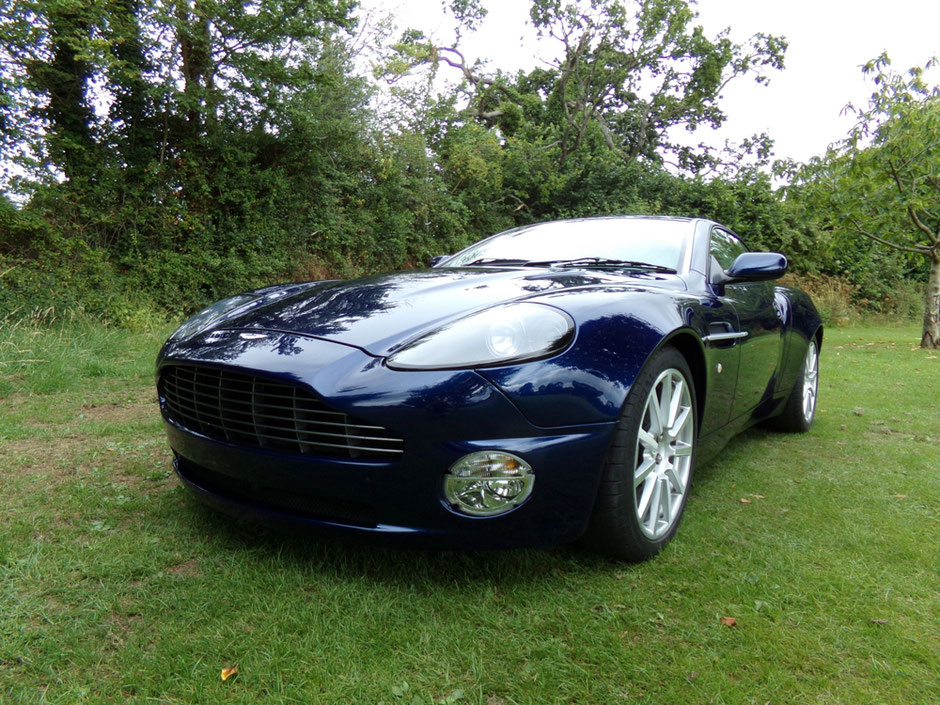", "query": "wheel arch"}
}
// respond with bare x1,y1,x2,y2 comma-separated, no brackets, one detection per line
660,329,707,432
